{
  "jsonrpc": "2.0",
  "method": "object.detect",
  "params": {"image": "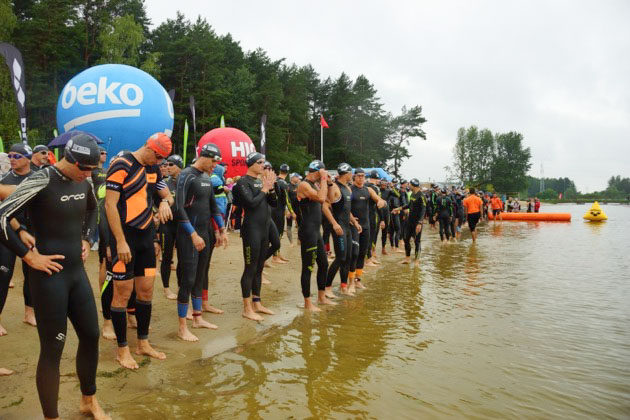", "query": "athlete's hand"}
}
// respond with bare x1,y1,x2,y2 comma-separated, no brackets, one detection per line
377,199,386,209
319,169,328,183
191,232,206,251
23,248,64,275
356,224,363,234
261,172,275,191
18,230,36,249
117,240,132,264
416,224,423,234
333,223,343,236
379,221,386,229
154,242,161,258
158,200,173,224
81,240,90,262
